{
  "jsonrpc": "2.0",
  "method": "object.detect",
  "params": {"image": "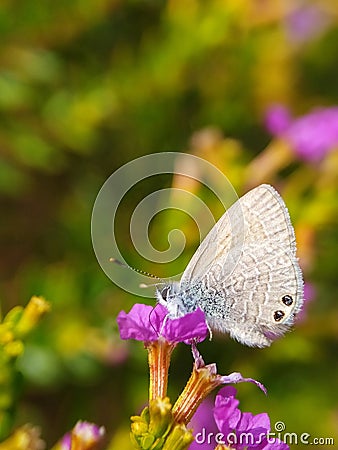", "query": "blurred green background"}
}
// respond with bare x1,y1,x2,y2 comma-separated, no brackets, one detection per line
0,0,337,448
